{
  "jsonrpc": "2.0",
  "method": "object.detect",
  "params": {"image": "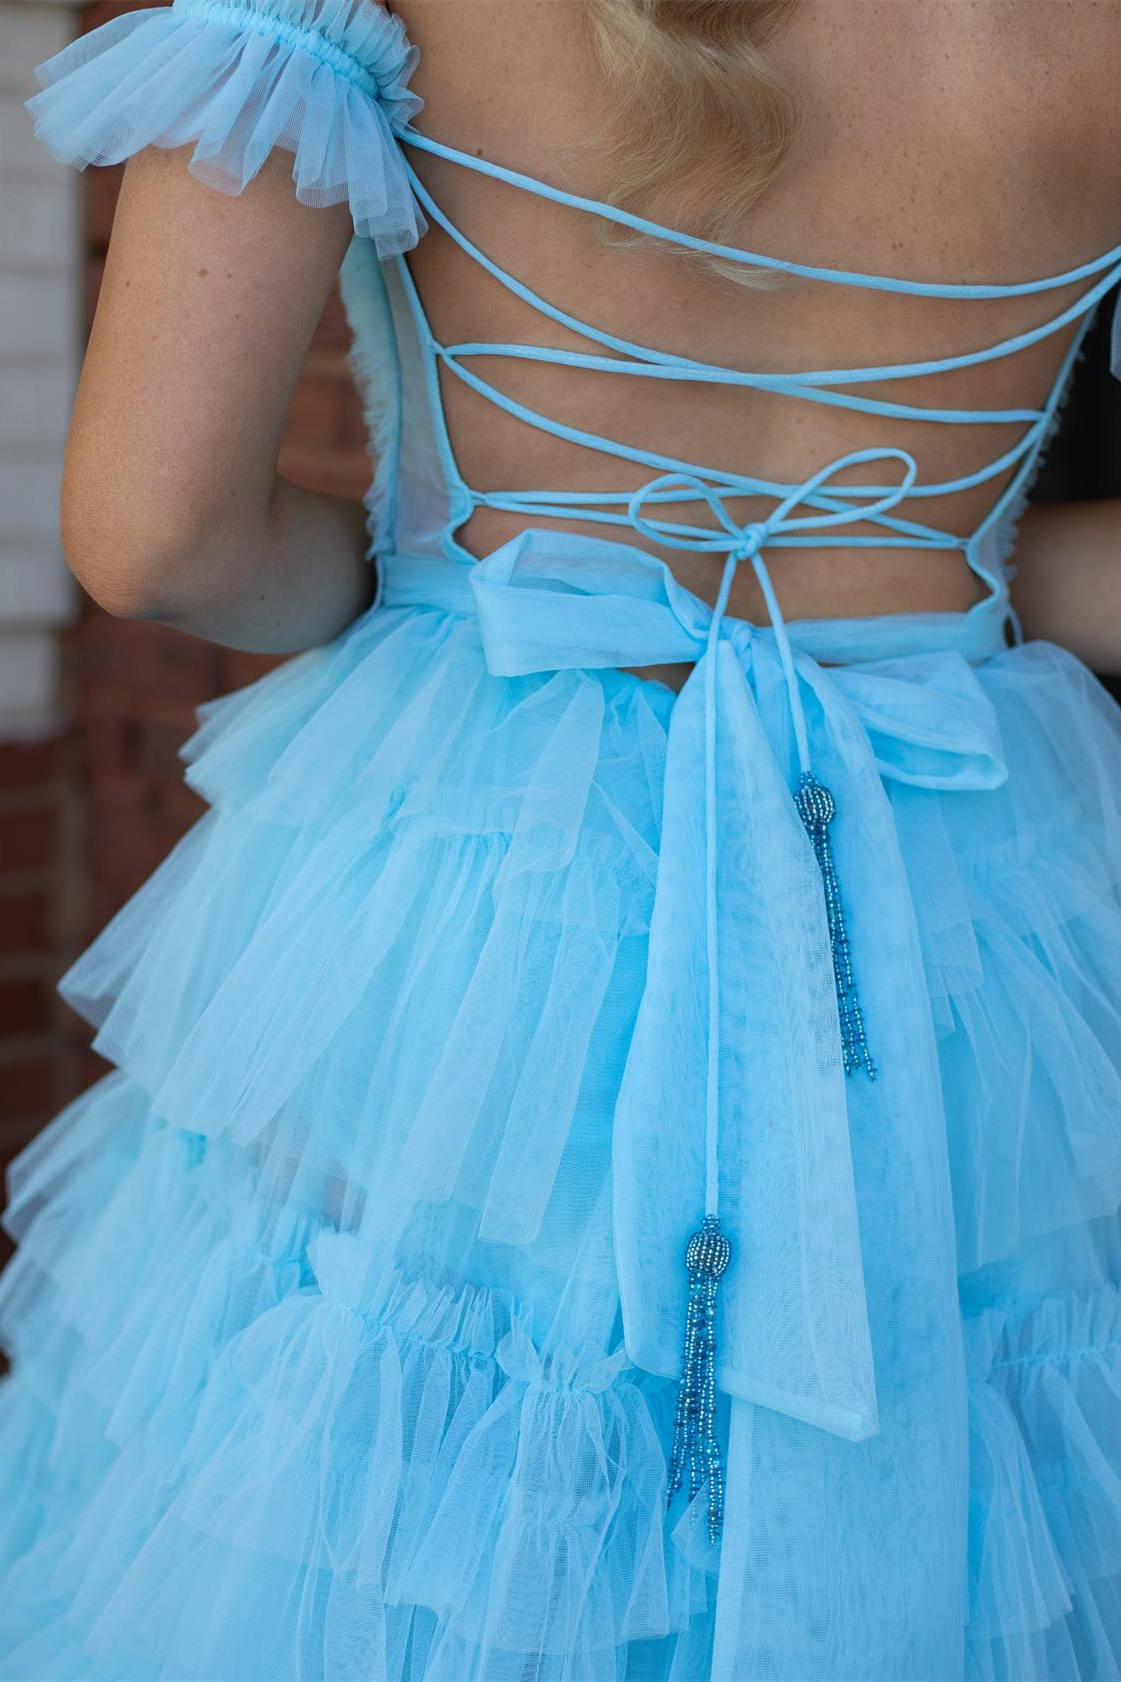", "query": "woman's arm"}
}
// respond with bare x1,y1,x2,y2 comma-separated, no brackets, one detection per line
1009,499,1121,676
64,142,375,654
27,0,426,653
